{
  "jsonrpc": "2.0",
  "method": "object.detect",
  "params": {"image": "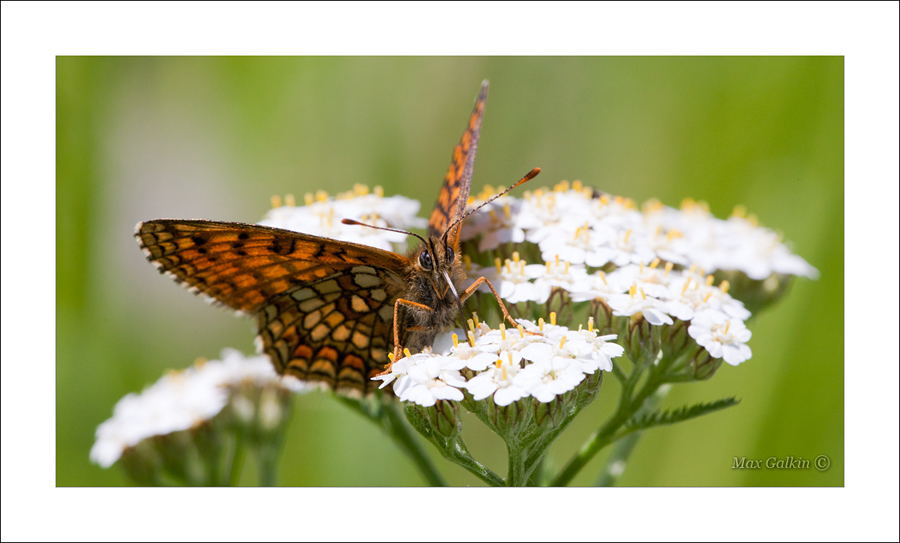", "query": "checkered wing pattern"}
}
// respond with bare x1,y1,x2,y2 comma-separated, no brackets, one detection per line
136,219,409,394
427,80,488,248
